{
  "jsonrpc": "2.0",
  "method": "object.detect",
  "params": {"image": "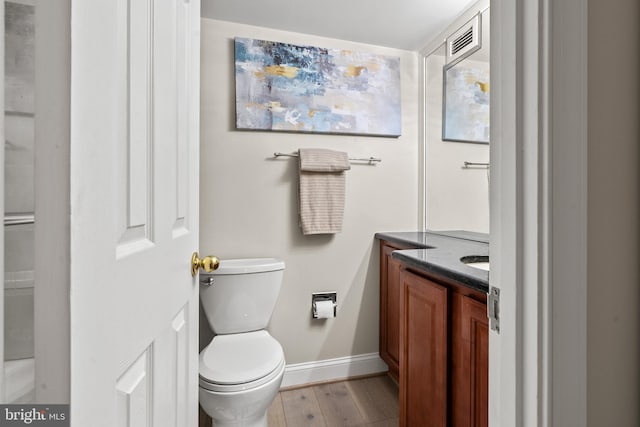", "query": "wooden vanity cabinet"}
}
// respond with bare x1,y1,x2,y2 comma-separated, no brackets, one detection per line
399,269,448,426
378,242,488,427
379,240,415,381
451,292,489,427
380,242,400,380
